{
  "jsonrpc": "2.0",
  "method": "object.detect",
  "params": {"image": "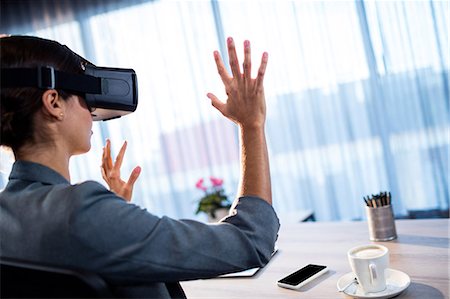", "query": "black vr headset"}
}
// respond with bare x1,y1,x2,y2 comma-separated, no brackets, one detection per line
1,61,138,121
